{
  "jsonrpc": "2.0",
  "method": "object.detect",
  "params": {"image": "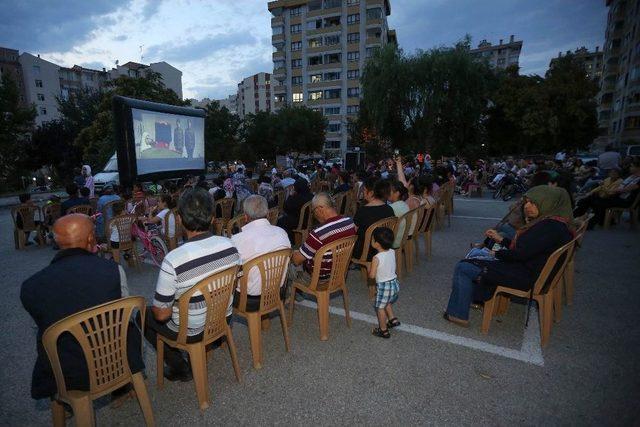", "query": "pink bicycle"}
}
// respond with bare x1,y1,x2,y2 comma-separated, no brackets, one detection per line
131,221,168,267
